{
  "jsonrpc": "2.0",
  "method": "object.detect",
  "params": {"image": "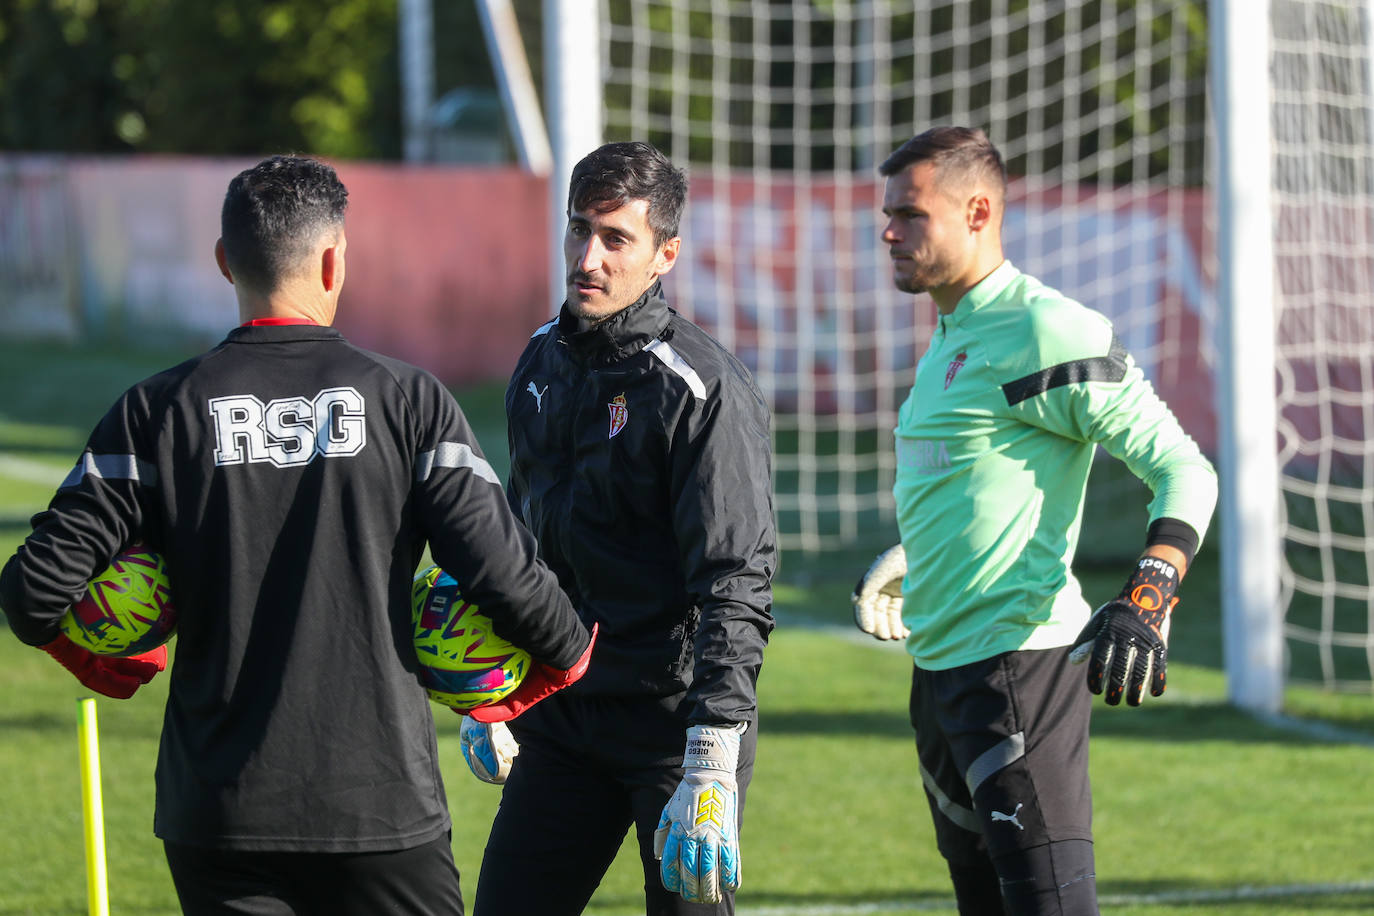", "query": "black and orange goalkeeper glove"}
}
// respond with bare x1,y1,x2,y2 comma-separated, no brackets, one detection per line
1069,556,1180,706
